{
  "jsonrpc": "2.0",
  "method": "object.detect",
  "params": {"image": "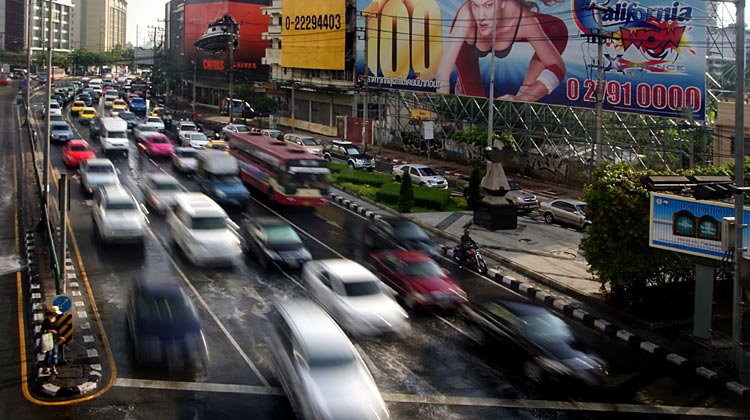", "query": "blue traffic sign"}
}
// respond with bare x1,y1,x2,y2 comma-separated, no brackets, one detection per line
53,295,72,313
